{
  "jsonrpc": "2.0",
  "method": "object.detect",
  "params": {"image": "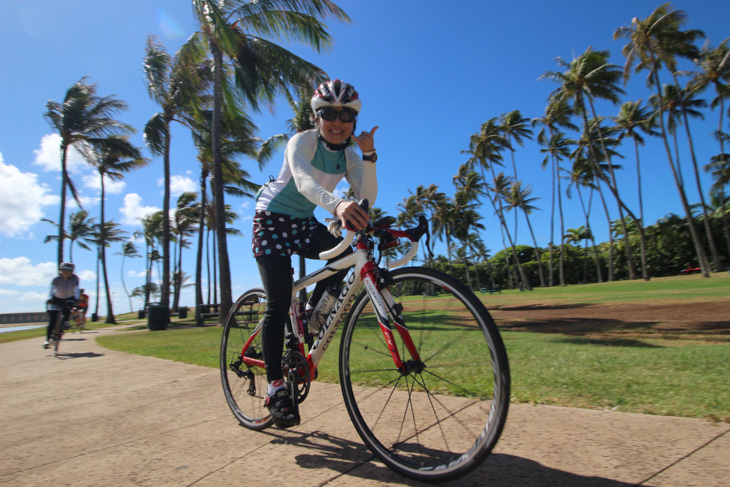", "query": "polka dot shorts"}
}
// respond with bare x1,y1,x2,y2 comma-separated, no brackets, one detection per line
252,210,320,258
